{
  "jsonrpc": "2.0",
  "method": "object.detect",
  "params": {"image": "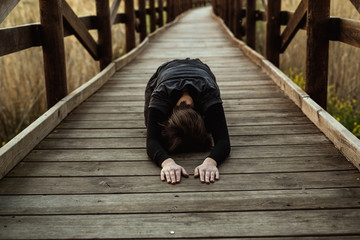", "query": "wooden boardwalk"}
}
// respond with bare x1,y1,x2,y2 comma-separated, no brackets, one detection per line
1,6,360,239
